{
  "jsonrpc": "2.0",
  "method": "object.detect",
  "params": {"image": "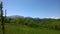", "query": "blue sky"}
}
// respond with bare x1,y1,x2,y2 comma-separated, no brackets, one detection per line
1,0,60,18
